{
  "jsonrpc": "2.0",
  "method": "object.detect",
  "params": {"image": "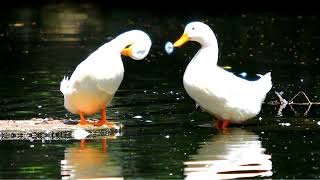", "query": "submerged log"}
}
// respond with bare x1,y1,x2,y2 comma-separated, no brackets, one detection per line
0,118,123,140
